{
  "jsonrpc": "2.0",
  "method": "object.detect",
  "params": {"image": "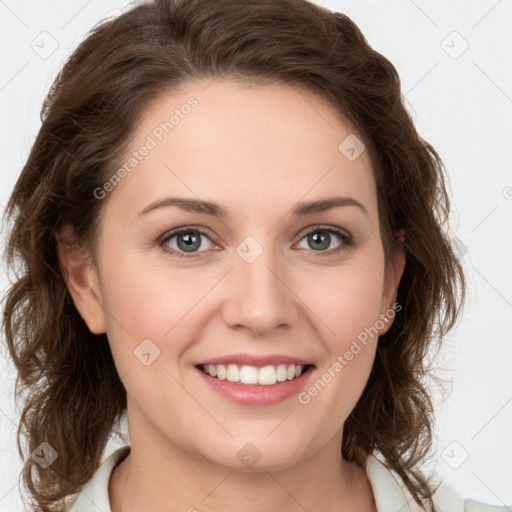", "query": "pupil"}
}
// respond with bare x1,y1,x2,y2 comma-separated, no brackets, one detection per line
310,232,329,250
178,232,201,252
